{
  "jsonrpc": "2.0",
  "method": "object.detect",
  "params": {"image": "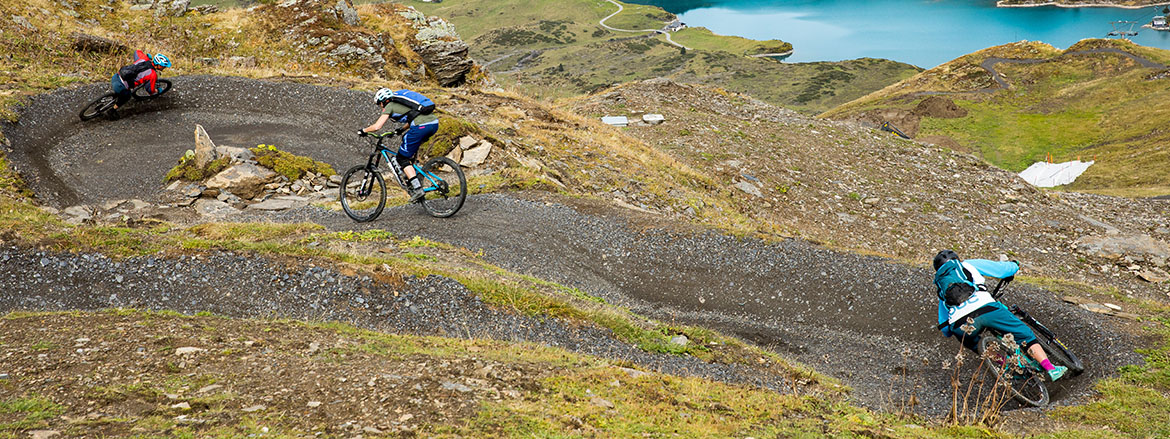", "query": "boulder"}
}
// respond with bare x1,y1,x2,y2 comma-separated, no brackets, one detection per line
225,56,256,69
70,32,127,54
216,146,254,162
11,15,36,32
734,181,763,198
460,140,492,167
194,125,219,168
458,136,478,150
153,0,190,17
205,163,278,200
329,0,359,26
415,39,474,86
